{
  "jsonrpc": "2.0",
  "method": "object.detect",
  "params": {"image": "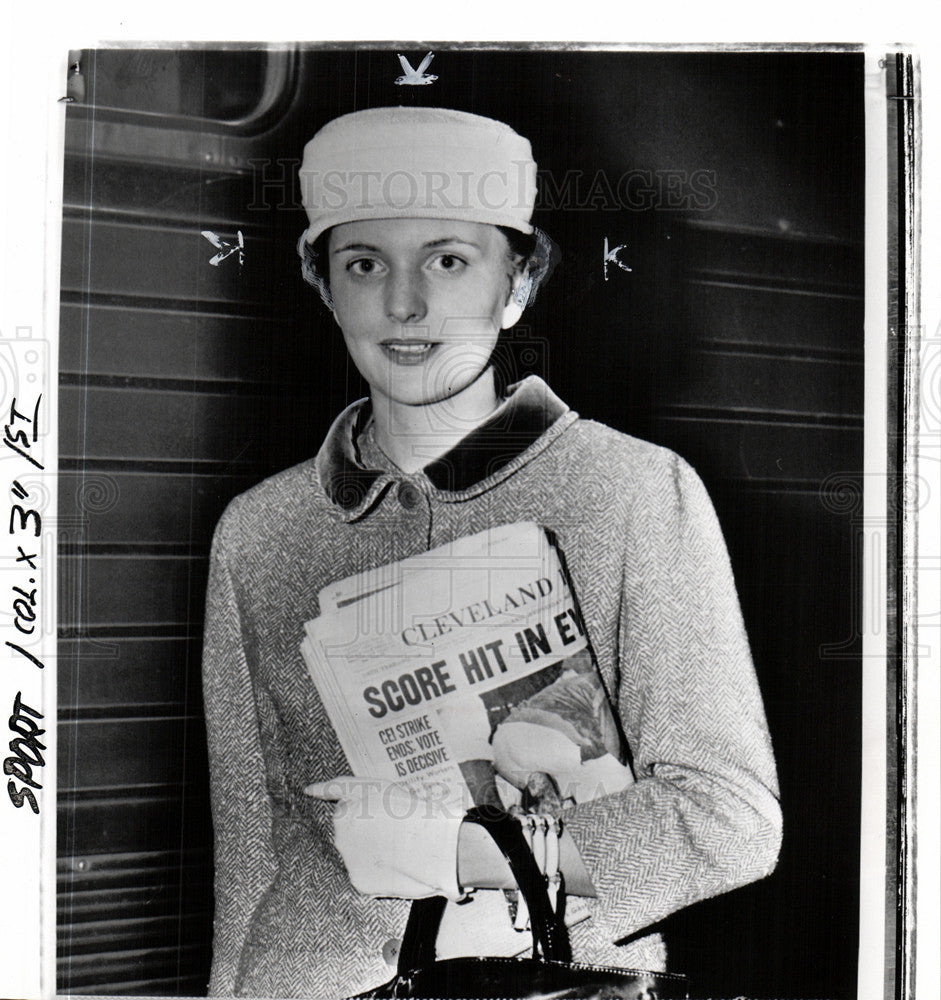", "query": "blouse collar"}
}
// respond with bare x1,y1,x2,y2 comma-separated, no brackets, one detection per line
314,375,577,522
